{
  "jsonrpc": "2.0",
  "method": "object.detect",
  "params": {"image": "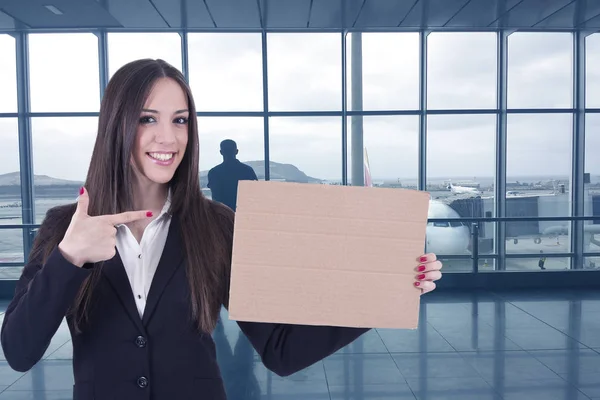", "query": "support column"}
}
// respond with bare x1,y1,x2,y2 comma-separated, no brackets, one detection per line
14,32,34,260
180,31,189,82
571,31,587,269
495,31,508,271
341,31,348,185
97,31,108,99
418,31,428,191
181,0,189,78
350,32,363,187
261,30,270,181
